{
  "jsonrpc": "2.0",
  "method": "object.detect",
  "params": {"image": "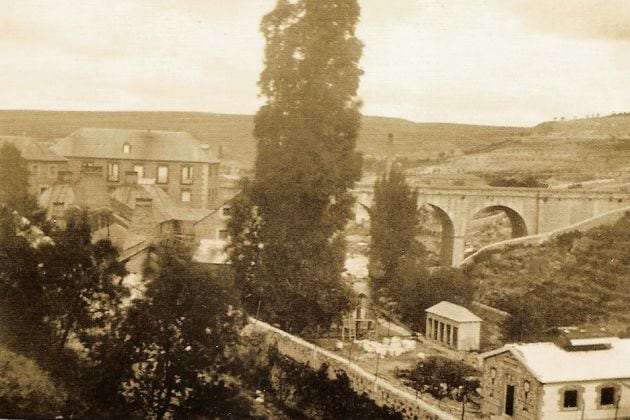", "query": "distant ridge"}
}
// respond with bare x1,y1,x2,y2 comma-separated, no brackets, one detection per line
0,110,529,168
